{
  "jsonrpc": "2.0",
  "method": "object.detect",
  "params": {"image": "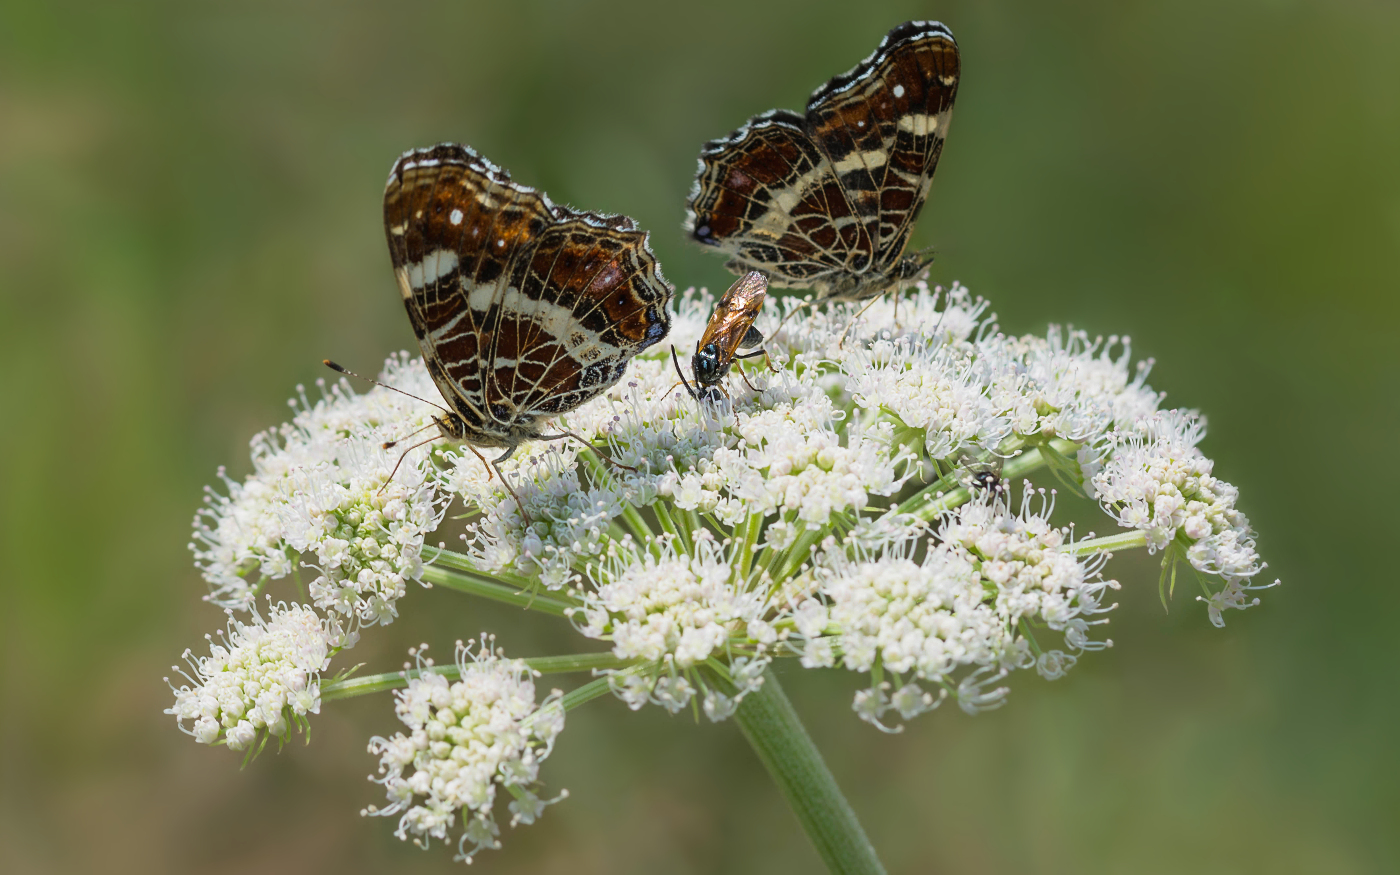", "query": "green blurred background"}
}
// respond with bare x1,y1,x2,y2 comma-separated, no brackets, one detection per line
3,0,1397,872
